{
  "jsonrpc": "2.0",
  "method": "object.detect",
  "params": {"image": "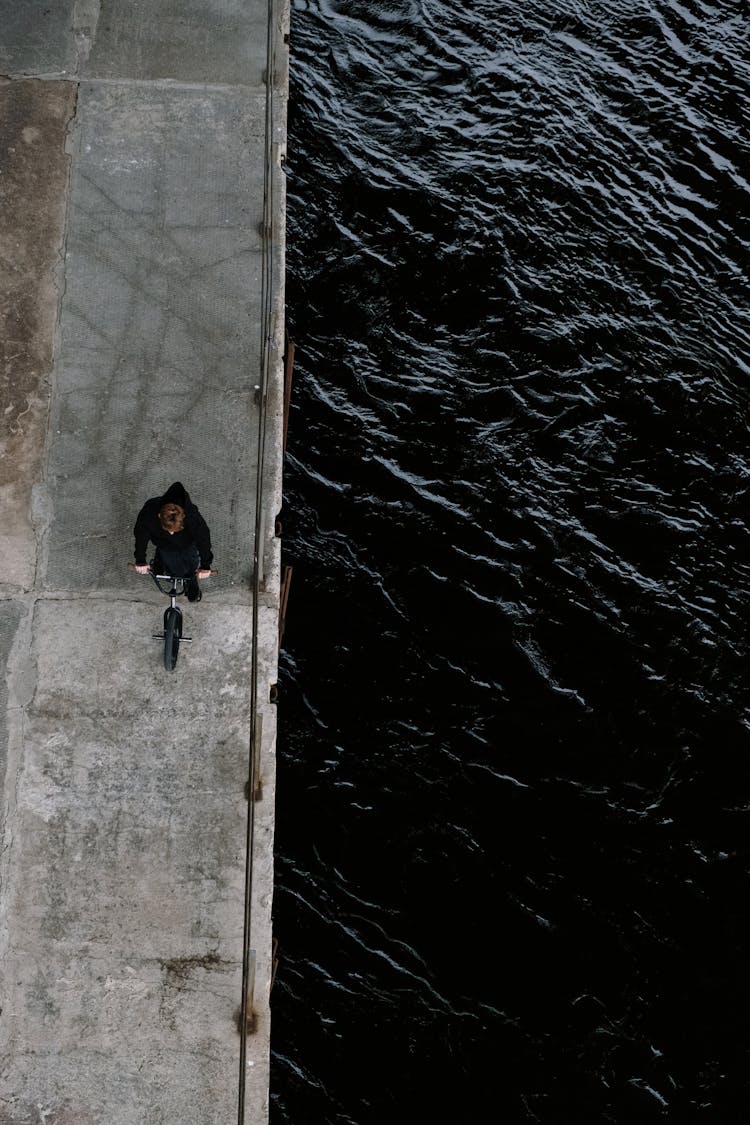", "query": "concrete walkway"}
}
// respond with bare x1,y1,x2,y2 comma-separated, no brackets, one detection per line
0,3,288,1122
